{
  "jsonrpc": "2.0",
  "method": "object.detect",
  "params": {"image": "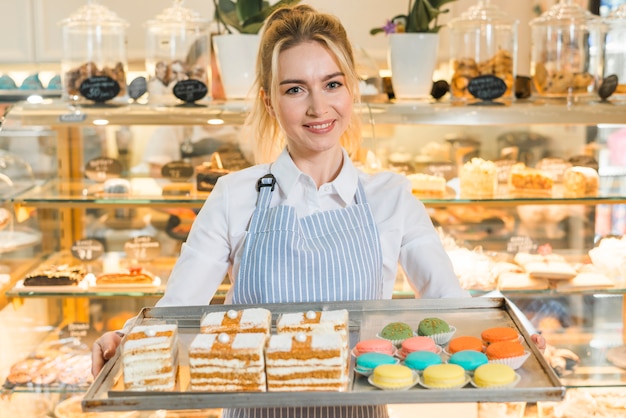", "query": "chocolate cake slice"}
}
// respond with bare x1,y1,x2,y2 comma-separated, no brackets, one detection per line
23,264,86,286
